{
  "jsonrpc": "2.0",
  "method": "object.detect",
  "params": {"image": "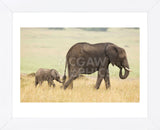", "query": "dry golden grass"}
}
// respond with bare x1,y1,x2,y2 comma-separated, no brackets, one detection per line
21,75,139,102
